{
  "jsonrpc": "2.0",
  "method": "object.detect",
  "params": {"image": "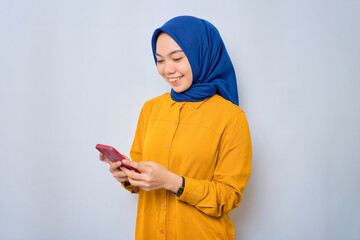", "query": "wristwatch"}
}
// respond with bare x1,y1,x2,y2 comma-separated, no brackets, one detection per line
176,177,185,197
